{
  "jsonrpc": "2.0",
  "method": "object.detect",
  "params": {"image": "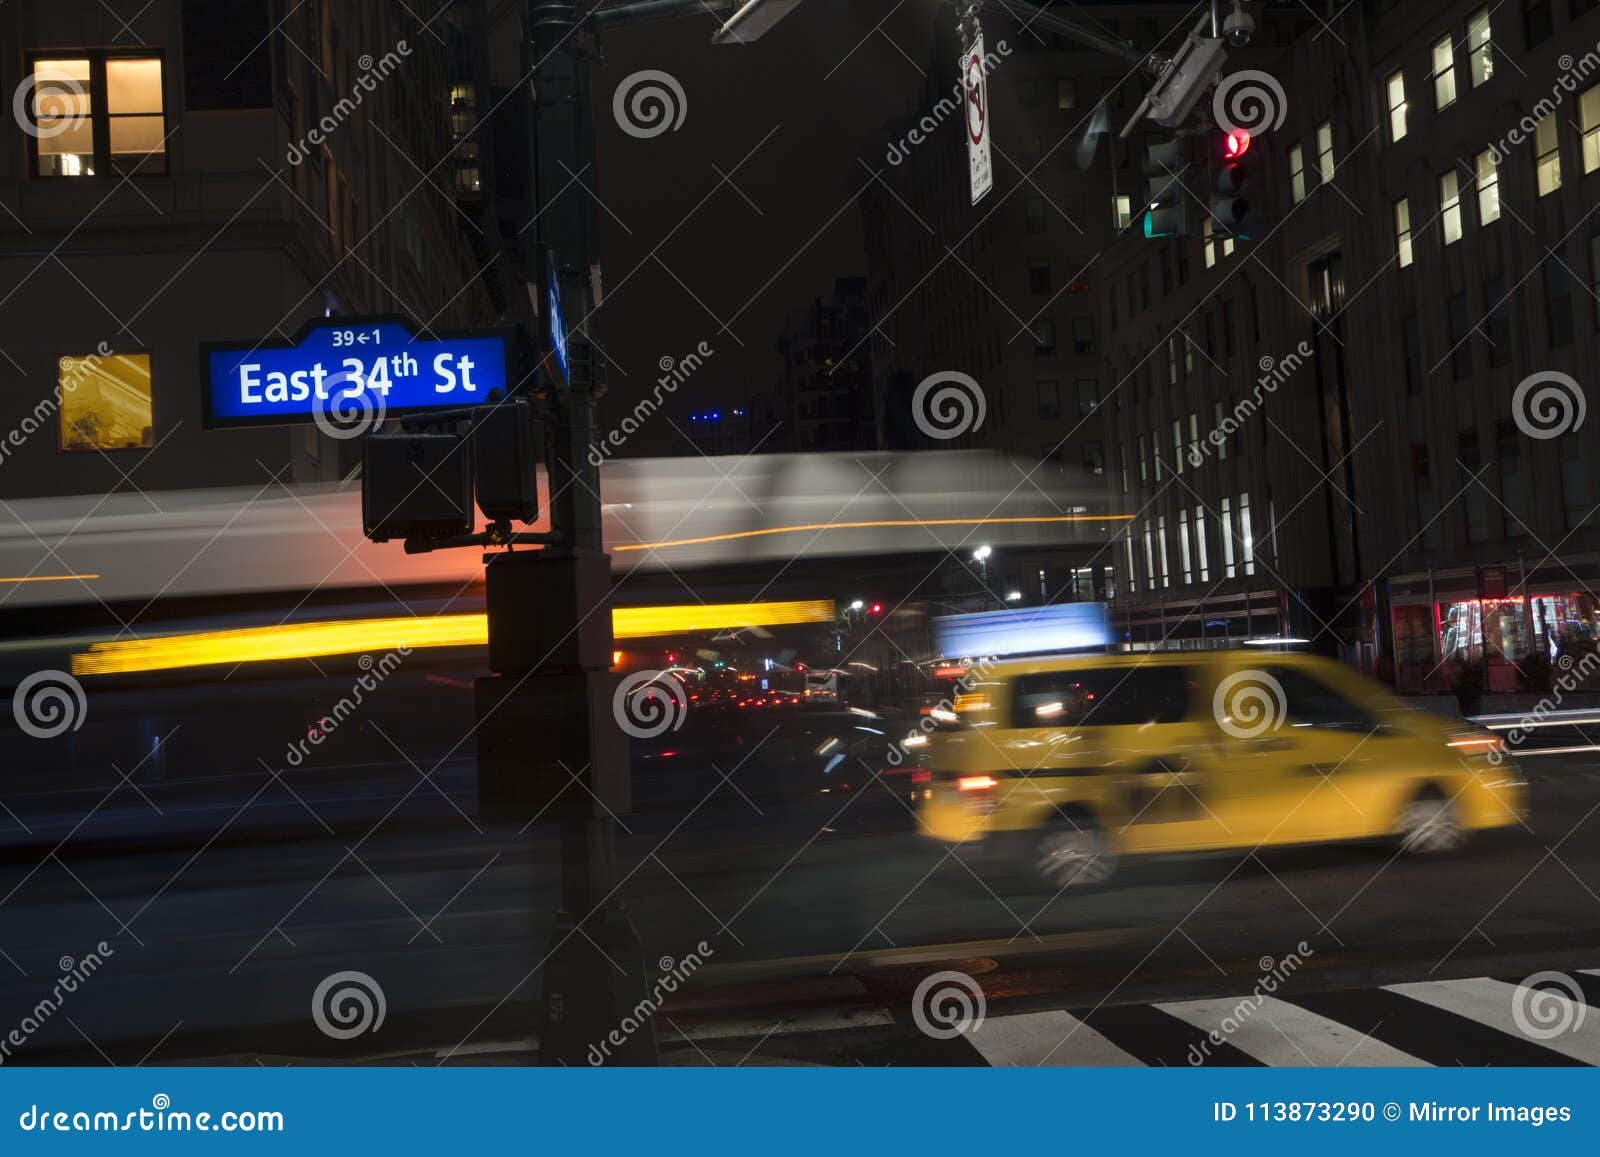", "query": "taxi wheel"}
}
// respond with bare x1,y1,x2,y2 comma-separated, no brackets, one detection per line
1396,788,1469,855
1033,813,1118,889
